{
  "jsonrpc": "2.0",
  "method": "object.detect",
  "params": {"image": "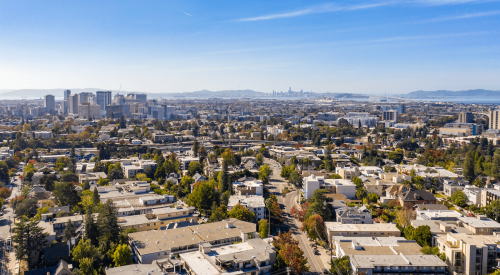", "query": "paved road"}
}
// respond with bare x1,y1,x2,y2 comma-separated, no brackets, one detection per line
264,158,325,274
0,172,22,275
